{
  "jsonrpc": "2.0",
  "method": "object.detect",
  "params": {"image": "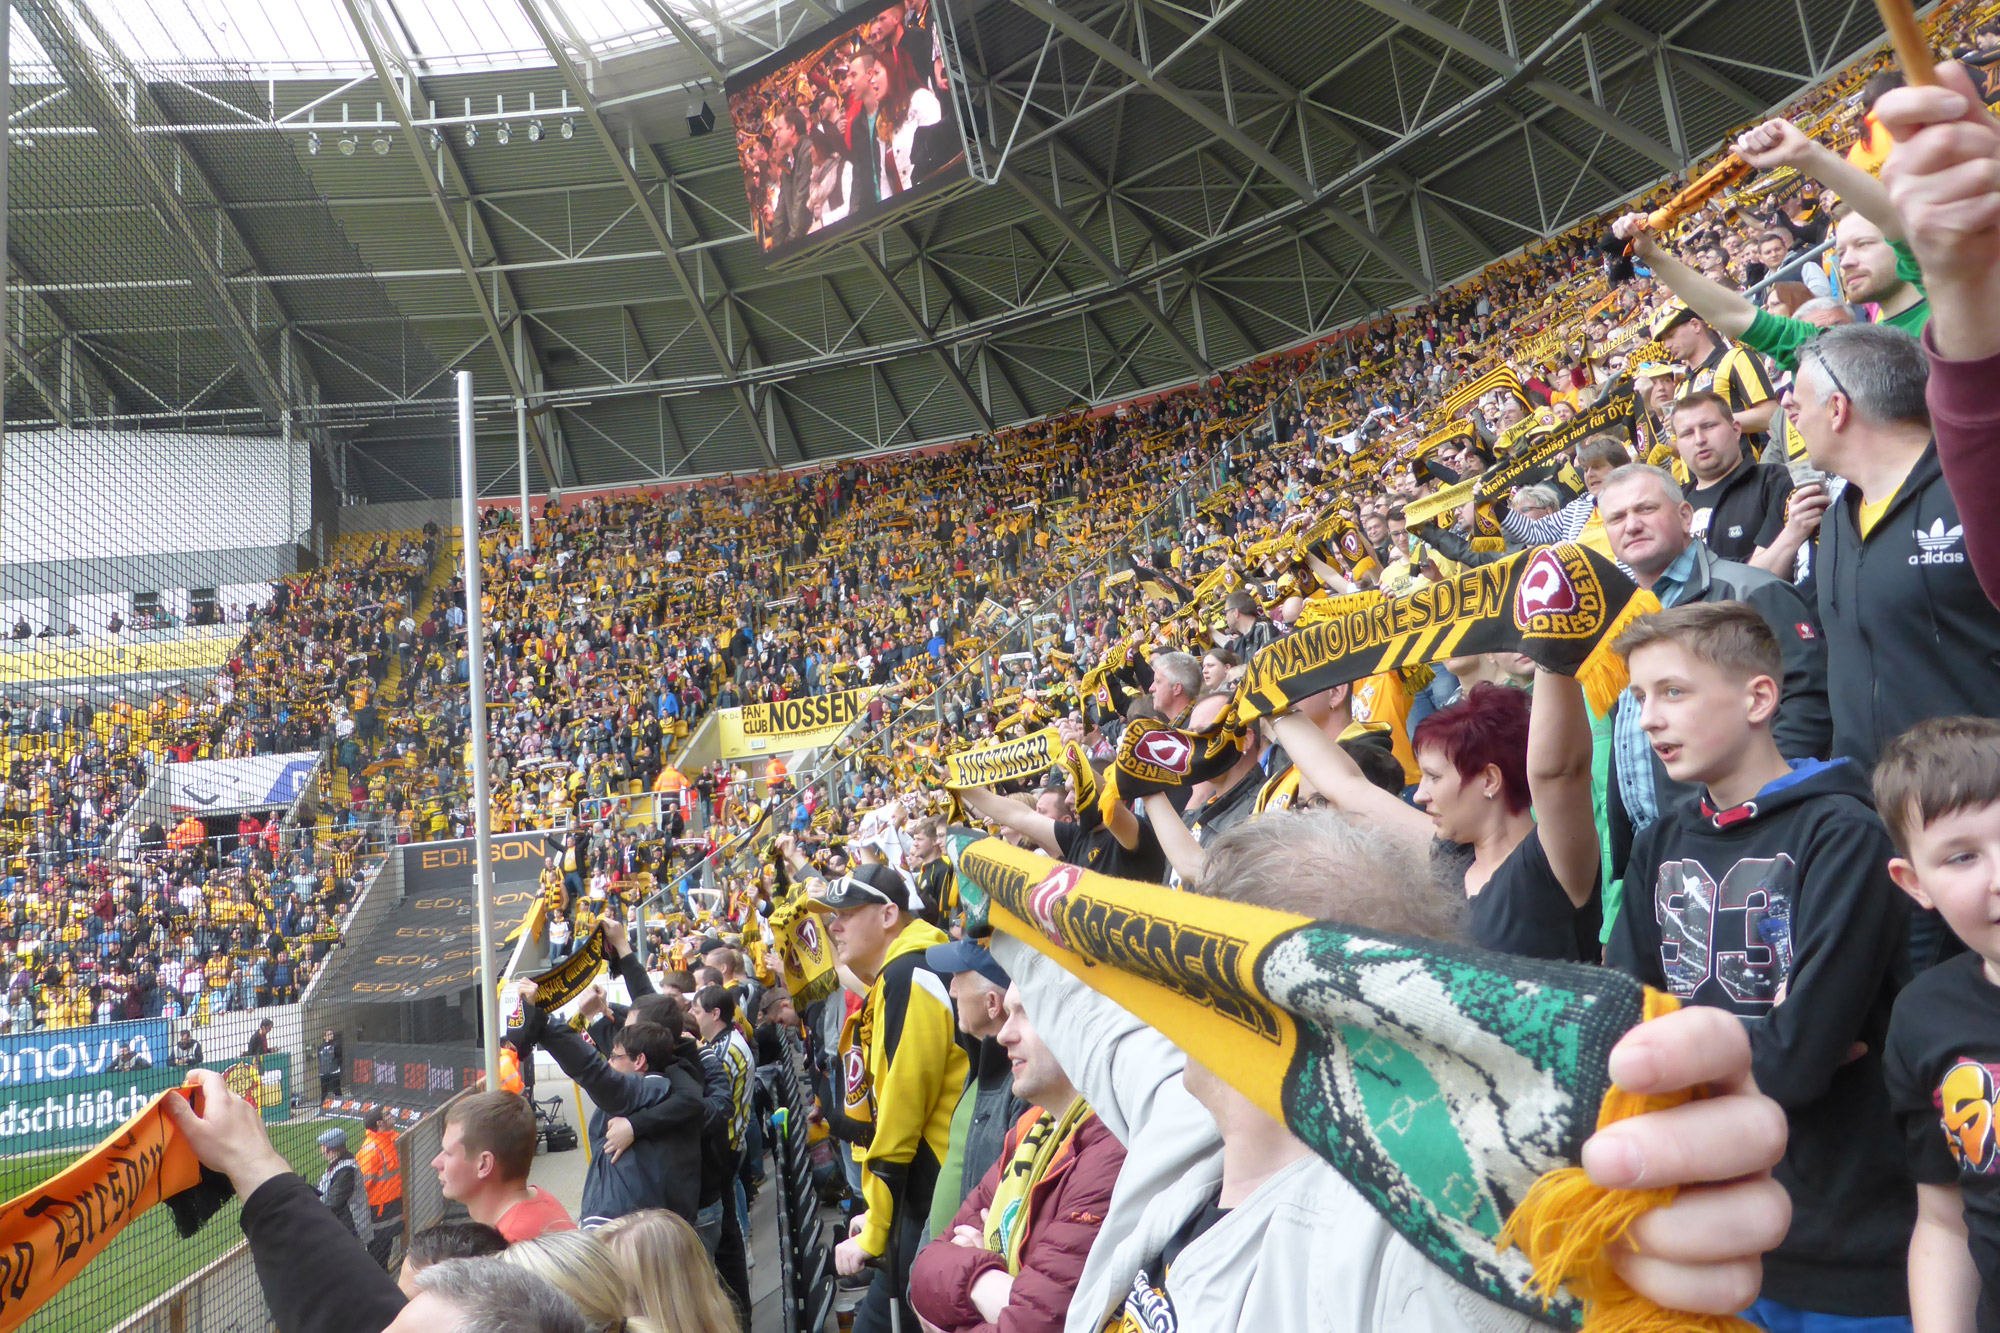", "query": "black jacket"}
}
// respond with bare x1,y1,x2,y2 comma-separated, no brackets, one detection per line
241,1173,406,1333
523,1001,704,1224
1606,759,1913,1317
1687,459,1793,564
1818,441,2000,769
